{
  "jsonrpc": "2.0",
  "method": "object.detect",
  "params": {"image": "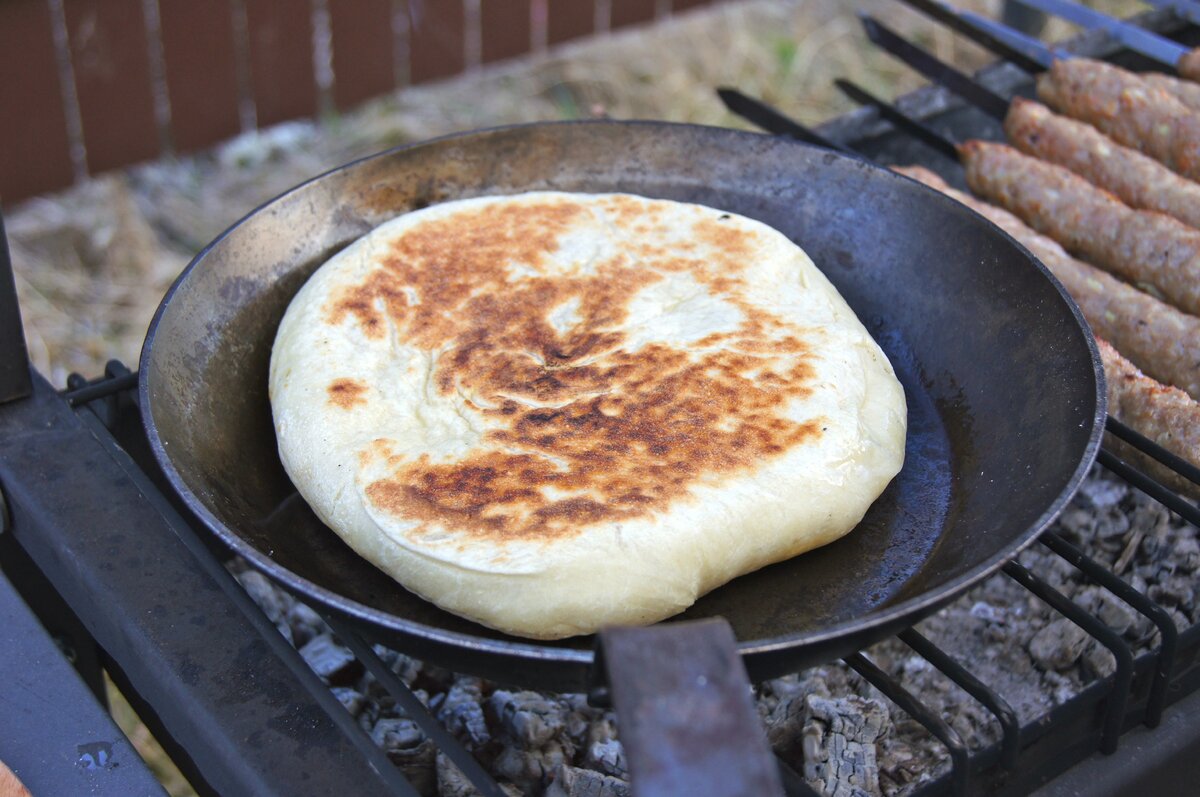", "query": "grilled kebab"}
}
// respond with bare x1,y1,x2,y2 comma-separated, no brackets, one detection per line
1037,57,1200,181
1098,339,1200,502
1004,97,1200,231
959,140,1200,318
894,165,1200,402
895,166,1200,497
